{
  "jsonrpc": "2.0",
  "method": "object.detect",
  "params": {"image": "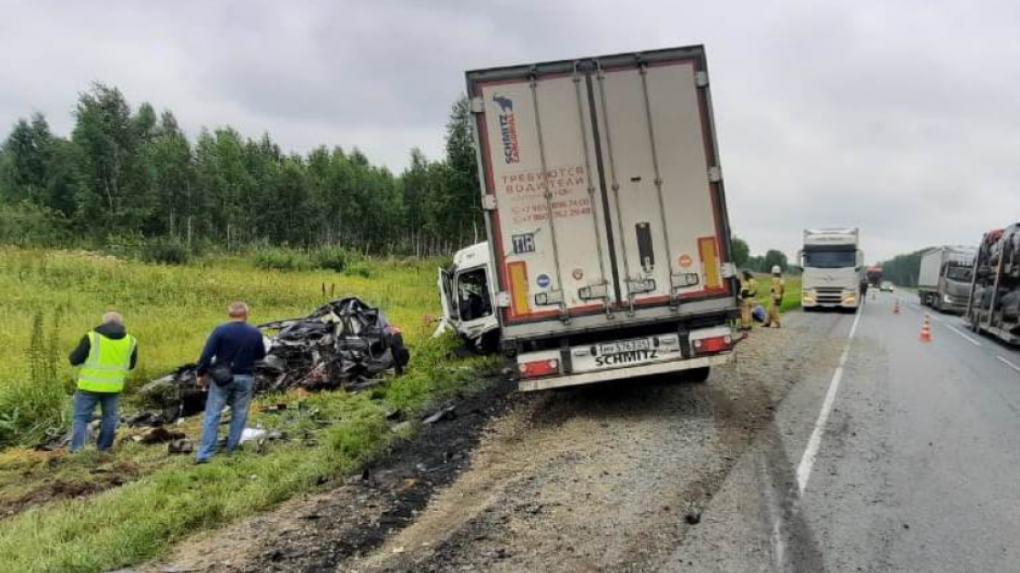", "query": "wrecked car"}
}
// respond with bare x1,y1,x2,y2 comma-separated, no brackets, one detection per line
139,297,410,419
